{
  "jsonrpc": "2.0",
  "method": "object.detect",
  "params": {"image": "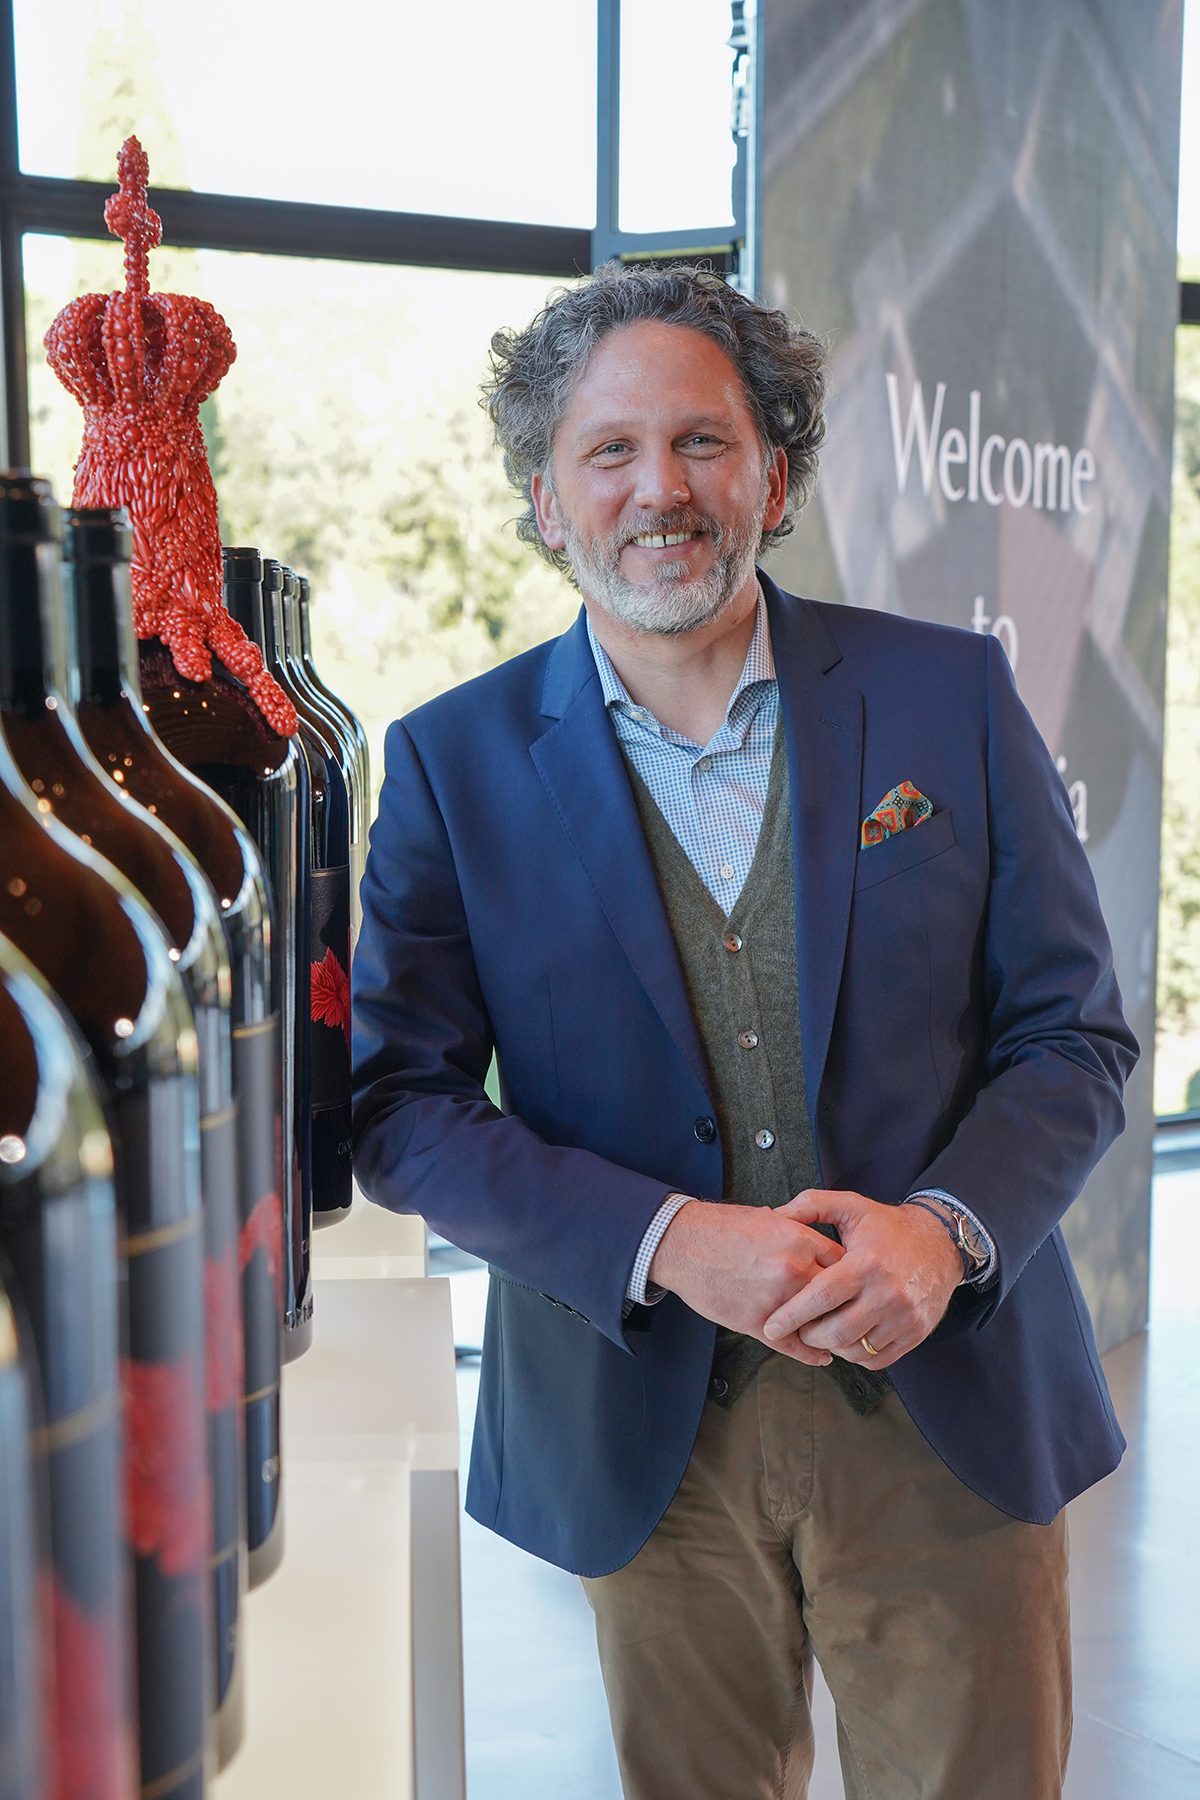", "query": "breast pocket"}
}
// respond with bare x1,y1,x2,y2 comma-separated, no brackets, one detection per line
853,808,957,893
